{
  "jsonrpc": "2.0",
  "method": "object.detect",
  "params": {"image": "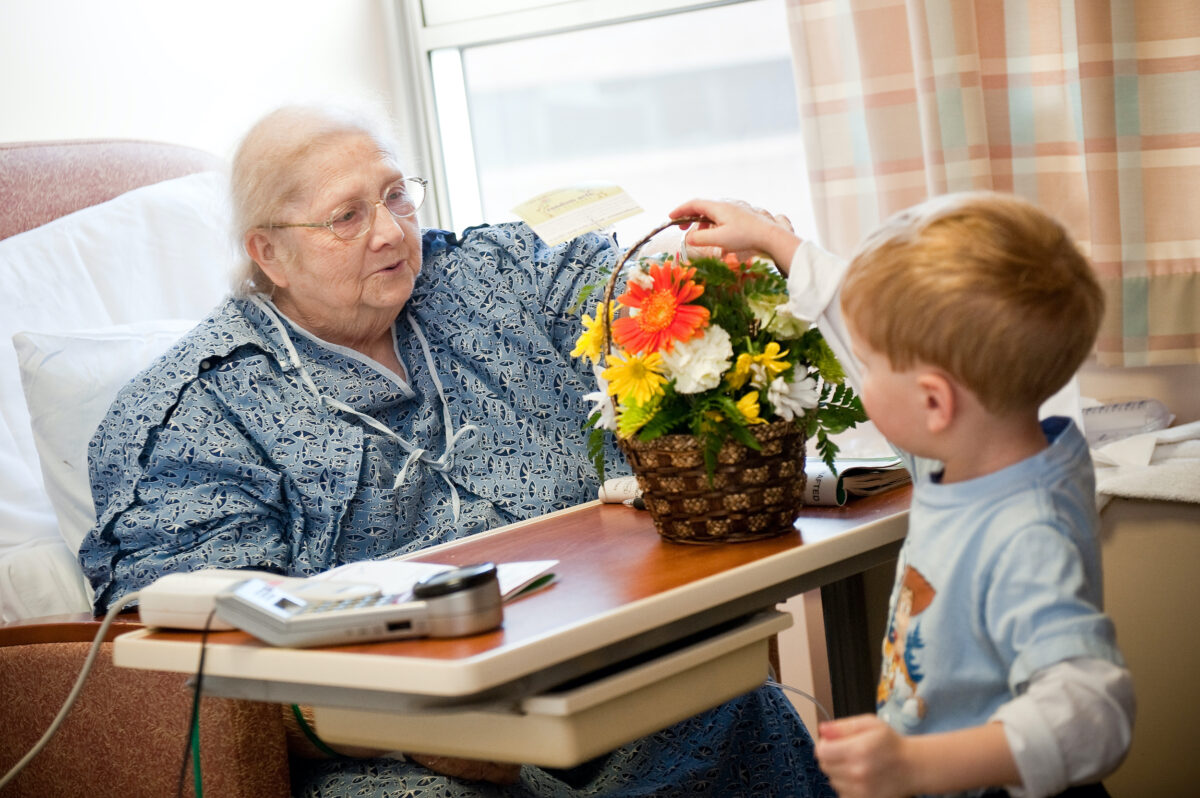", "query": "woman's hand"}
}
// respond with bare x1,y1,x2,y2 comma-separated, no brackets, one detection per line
409,753,522,785
814,714,913,798
670,198,801,271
